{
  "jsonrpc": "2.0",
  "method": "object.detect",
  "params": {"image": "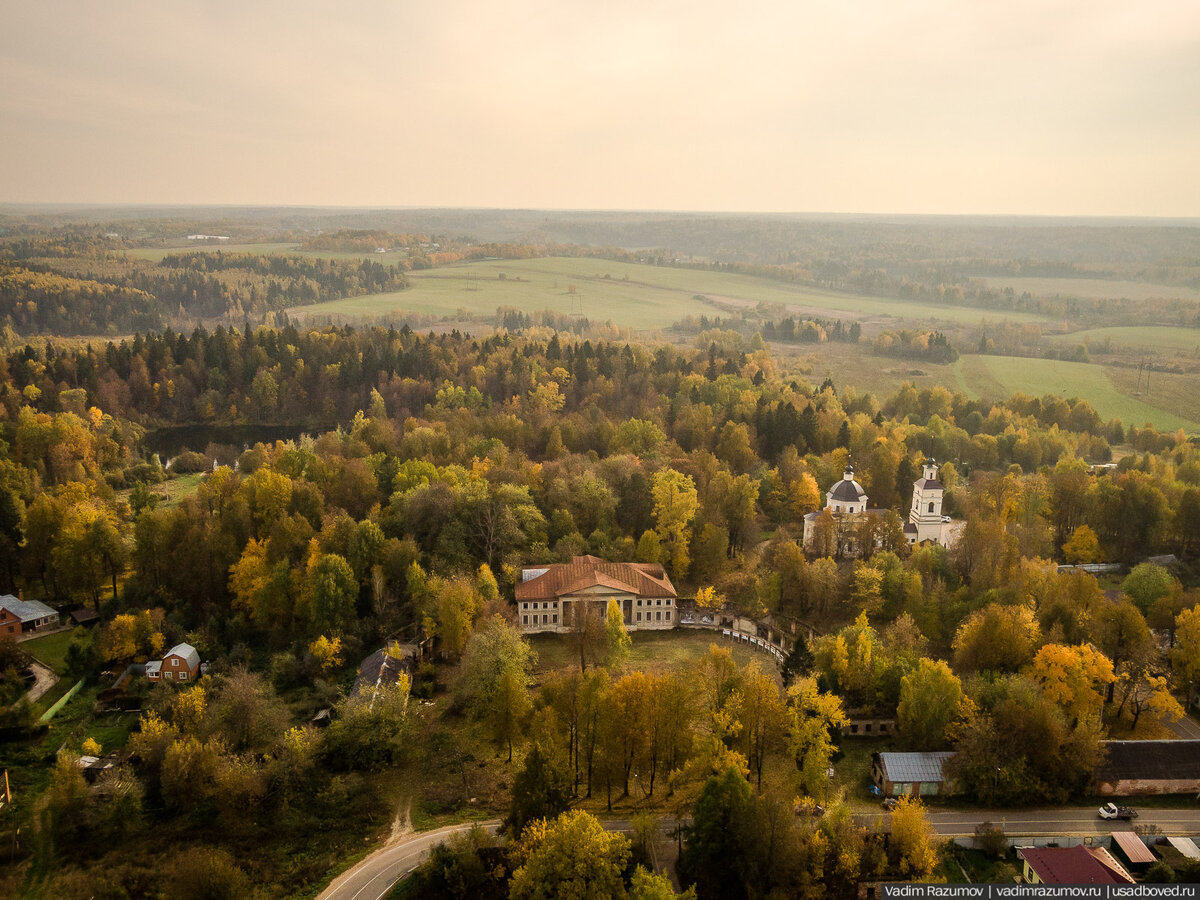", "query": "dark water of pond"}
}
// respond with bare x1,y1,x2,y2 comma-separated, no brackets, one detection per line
141,423,335,460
